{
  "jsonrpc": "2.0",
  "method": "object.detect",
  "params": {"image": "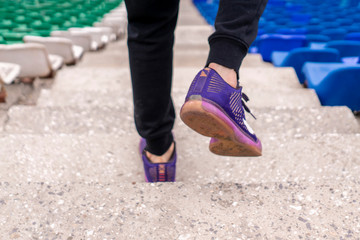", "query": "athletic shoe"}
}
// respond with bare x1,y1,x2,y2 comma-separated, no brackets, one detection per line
139,138,177,182
180,67,261,156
